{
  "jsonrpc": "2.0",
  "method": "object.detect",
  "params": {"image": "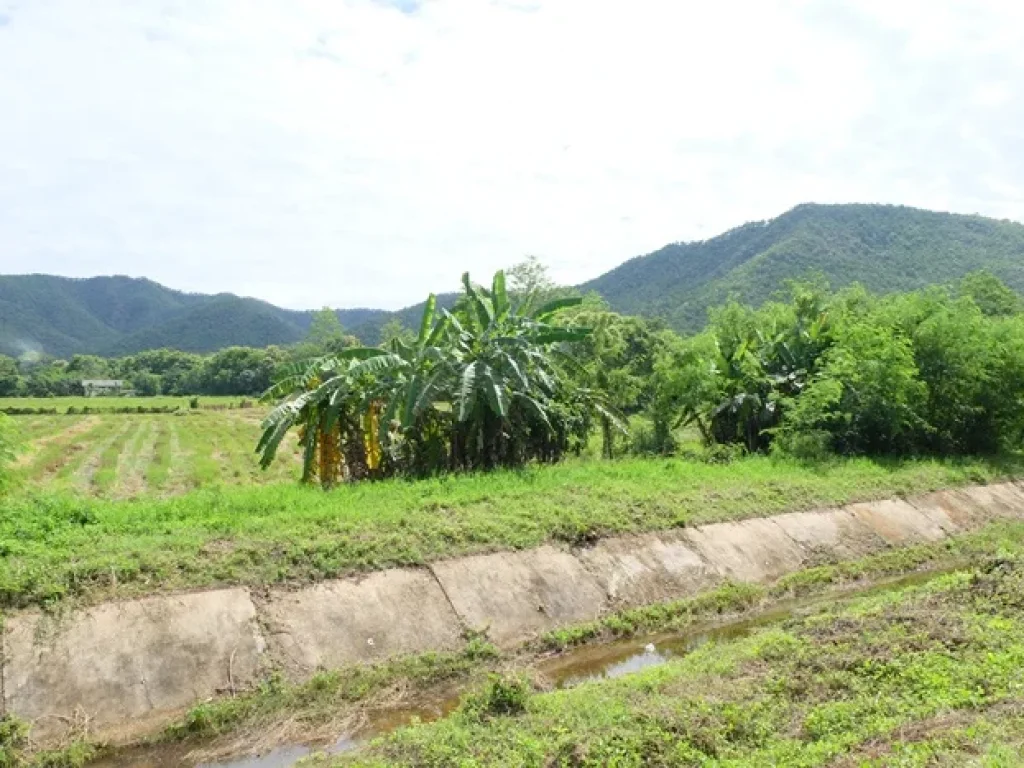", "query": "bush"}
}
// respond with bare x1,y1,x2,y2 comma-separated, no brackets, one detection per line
0,715,28,768
650,278,1024,459
460,673,532,719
